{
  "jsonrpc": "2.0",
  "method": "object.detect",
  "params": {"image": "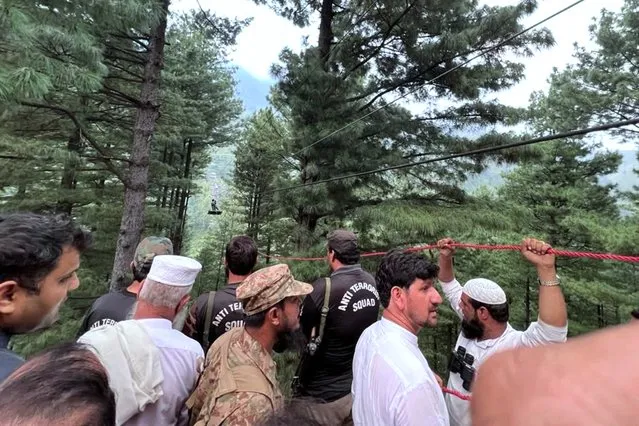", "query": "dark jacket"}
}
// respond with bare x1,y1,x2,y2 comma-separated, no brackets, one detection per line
299,264,380,402
0,329,23,383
